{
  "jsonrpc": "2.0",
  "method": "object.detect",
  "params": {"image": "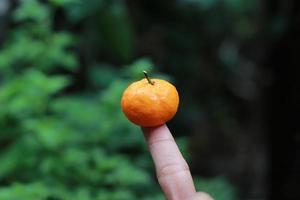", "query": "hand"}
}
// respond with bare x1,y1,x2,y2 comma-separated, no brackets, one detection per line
142,124,213,200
